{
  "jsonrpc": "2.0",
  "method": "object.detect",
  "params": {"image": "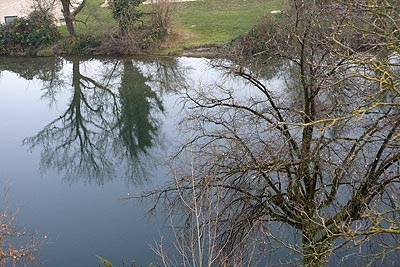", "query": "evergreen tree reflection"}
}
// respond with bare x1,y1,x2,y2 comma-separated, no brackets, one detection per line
23,58,171,185
116,60,164,161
